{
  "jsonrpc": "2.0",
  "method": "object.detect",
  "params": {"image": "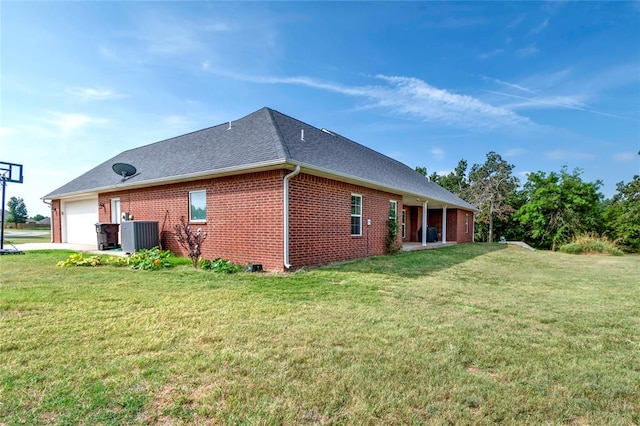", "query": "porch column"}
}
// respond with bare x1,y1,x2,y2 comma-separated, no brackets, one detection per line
422,201,428,246
442,206,447,243
472,212,475,242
